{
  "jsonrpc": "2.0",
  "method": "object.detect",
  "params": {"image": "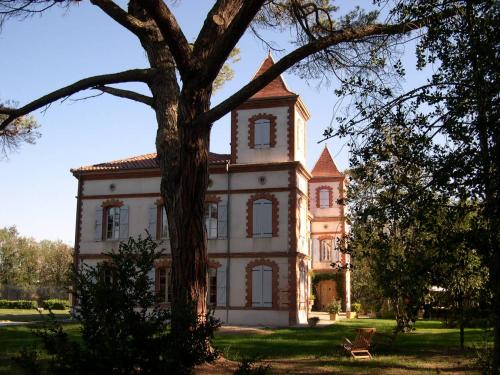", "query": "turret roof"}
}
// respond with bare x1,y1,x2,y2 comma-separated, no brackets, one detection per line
311,146,342,177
